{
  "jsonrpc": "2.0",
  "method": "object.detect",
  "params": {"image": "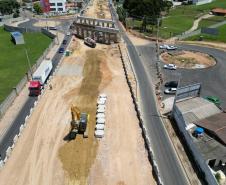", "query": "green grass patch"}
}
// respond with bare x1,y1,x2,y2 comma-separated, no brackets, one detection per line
185,23,226,42
198,16,226,29
0,27,52,103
